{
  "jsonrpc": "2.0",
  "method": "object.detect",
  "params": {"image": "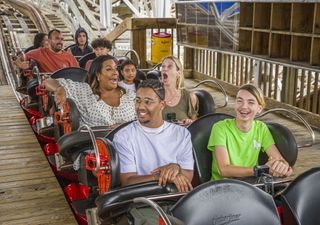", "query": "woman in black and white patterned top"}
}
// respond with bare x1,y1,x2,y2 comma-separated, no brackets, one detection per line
44,55,136,127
